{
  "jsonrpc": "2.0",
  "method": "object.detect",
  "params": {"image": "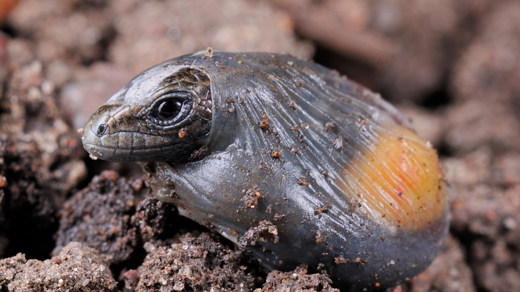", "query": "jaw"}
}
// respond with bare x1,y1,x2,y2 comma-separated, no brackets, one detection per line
82,138,201,162
82,112,206,162
82,141,161,162
81,103,179,162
